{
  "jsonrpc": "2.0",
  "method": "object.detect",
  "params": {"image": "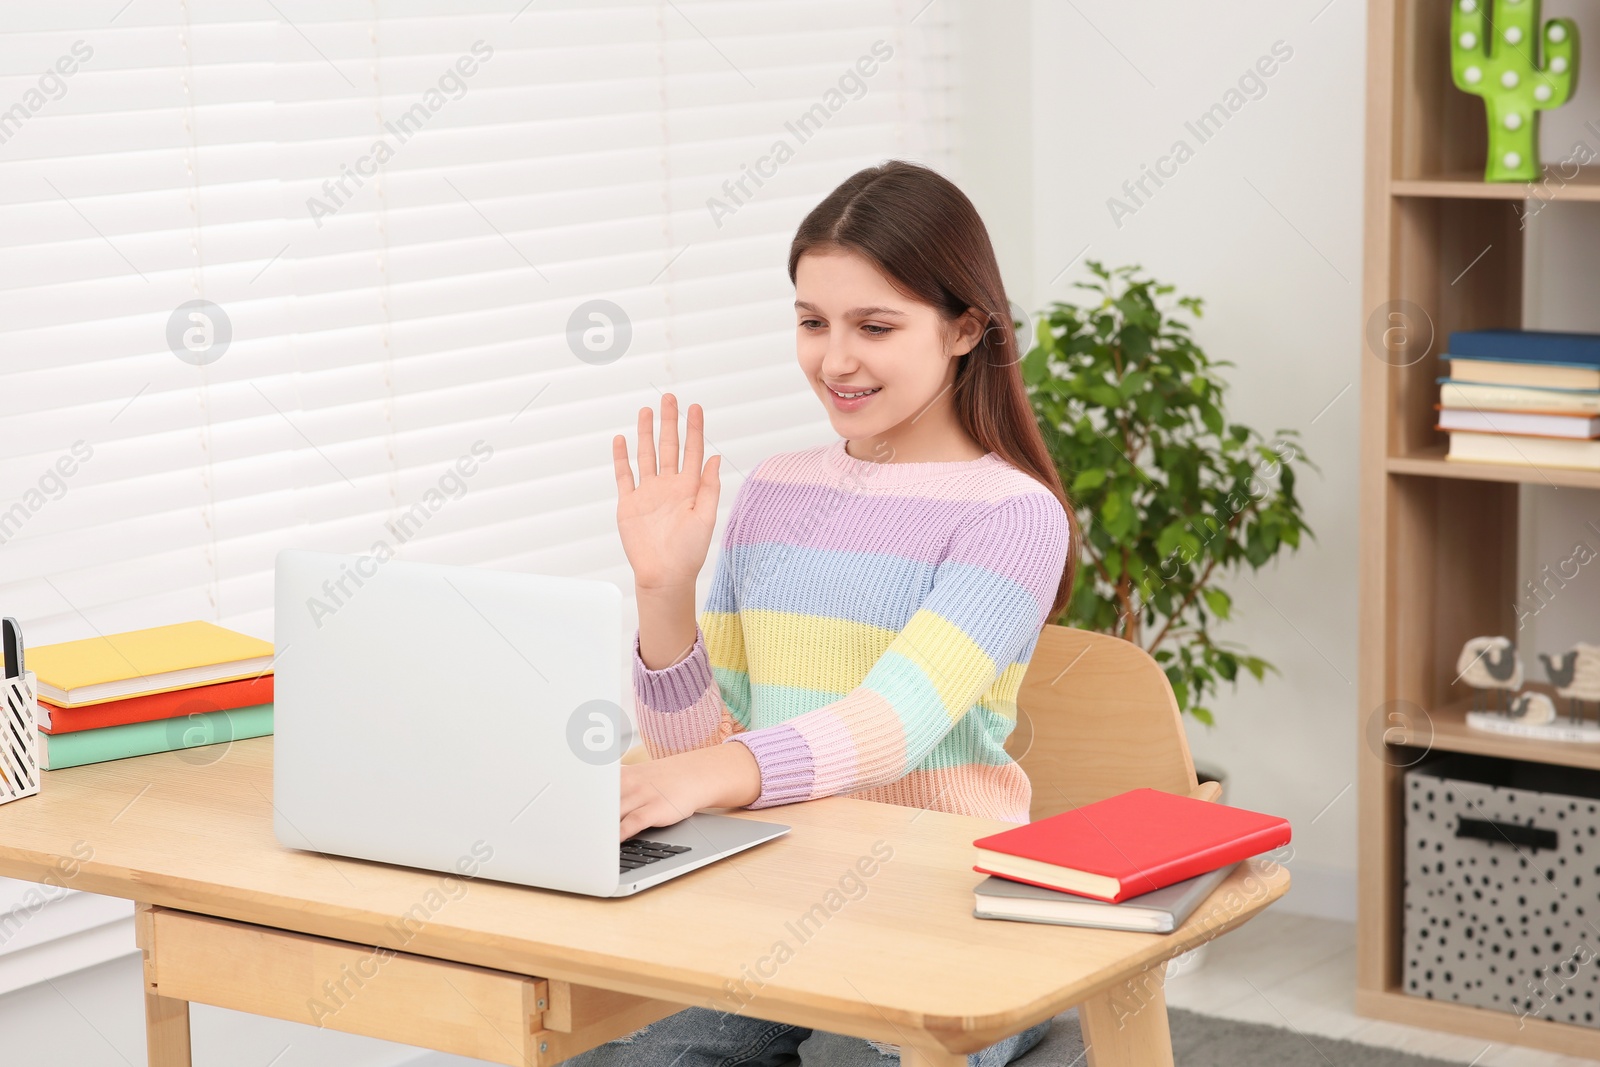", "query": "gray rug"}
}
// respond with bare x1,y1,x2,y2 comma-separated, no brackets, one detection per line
1010,1006,1474,1066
